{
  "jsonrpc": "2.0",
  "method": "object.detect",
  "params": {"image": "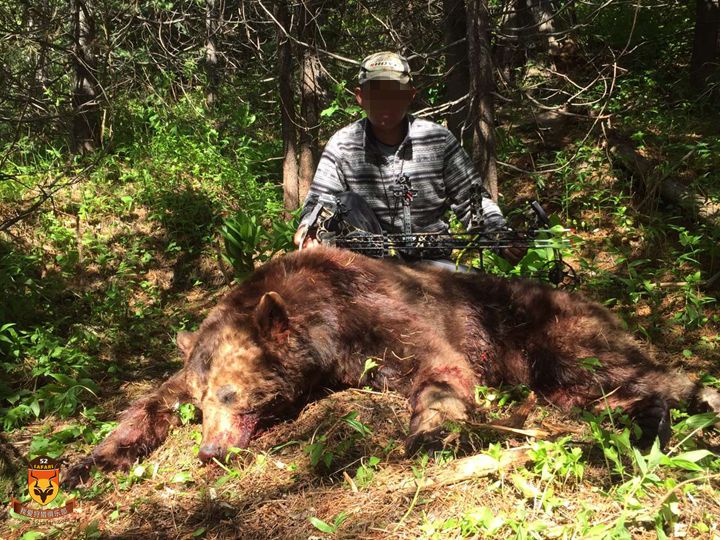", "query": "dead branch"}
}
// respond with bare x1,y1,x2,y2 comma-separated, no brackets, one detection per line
393,447,530,492
608,133,720,231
